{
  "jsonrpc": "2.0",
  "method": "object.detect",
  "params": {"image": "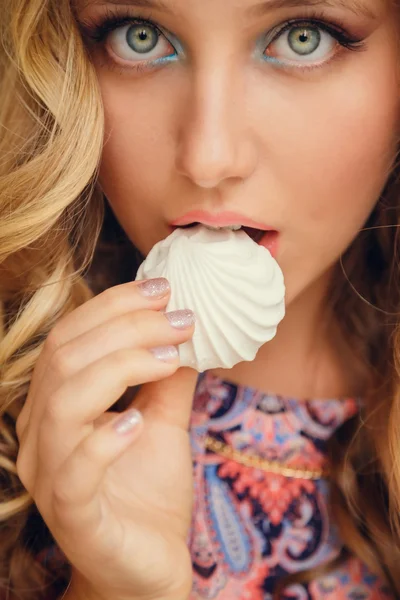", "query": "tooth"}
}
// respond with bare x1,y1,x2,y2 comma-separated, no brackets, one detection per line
204,224,242,231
